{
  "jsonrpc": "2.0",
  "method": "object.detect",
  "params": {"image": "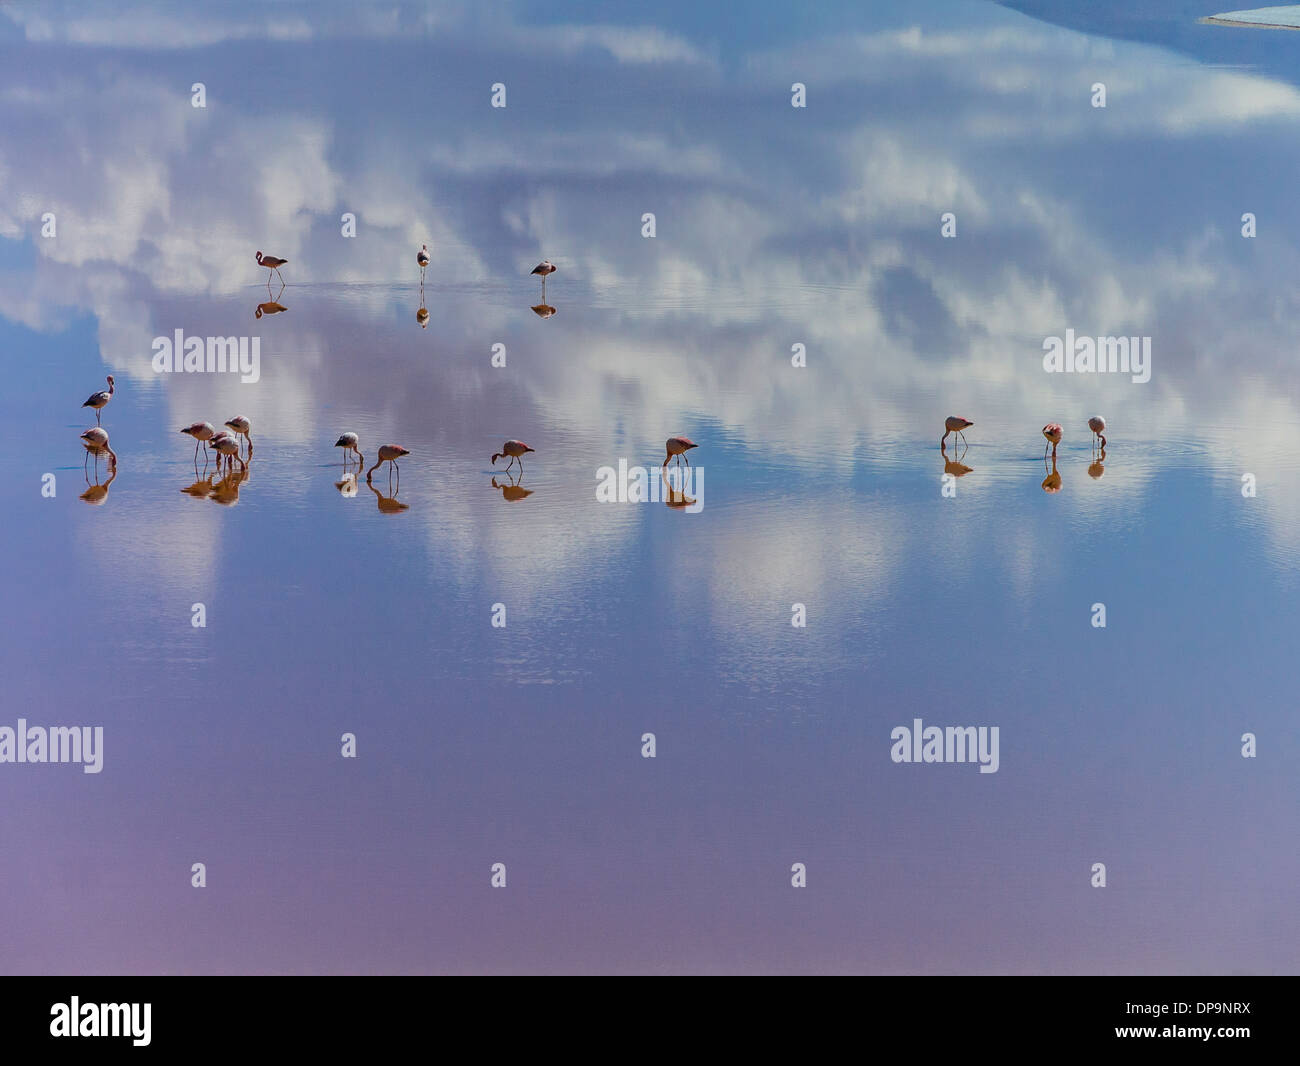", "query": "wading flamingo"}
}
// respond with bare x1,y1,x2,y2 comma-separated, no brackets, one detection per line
225,416,253,457
531,260,556,281
181,422,216,463
1088,415,1107,451
417,244,430,273
80,427,116,473
82,376,115,424
335,432,363,468
1042,423,1063,458
256,251,288,286
211,431,244,473
663,436,698,468
366,444,410,484
491,440,535,475
941,415,973,449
